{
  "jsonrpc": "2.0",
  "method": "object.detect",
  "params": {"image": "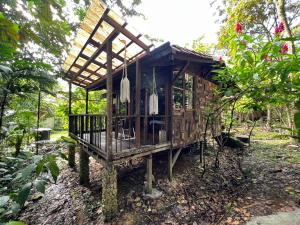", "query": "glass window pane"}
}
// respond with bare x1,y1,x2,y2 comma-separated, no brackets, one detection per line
173,88,183,109
186,91,193,110
174,73,183,88
185,73,193,91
